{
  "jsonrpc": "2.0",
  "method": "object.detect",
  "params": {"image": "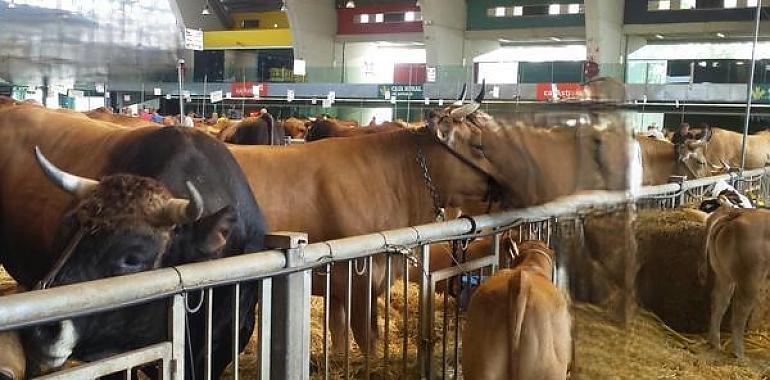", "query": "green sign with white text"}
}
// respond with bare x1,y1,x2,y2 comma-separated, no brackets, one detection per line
378,84,423,99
